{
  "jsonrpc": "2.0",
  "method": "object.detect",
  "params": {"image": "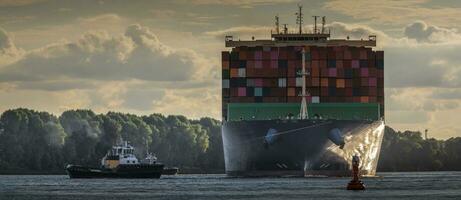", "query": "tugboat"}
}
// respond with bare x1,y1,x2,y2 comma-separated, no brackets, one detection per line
162,167,179,175
66,140,164,178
